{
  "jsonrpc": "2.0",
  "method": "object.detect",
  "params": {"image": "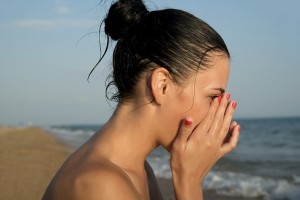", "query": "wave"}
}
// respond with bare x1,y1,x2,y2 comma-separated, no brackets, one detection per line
147,156,300,200
204,172,300,200
43,126,96,147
